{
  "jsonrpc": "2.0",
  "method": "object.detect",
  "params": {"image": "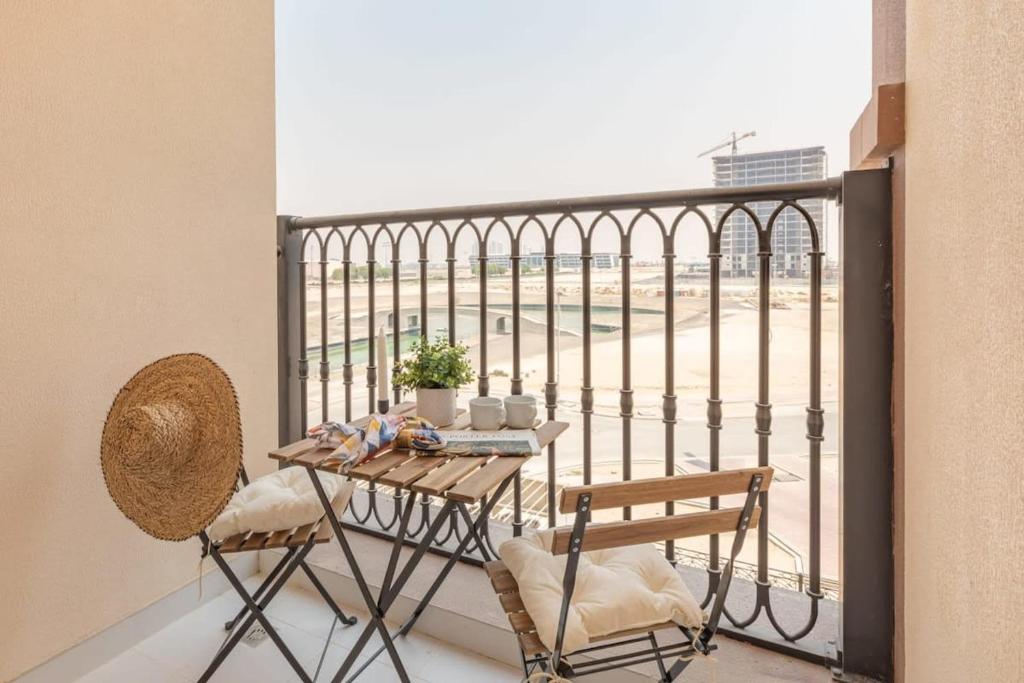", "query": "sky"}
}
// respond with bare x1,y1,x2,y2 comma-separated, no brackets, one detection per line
276,1,871,260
